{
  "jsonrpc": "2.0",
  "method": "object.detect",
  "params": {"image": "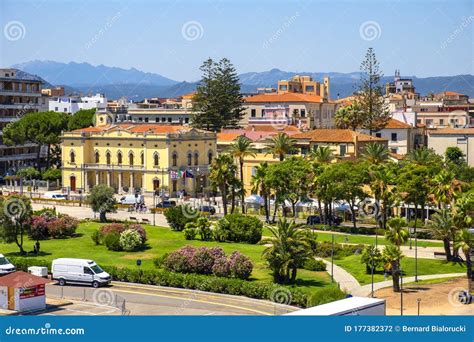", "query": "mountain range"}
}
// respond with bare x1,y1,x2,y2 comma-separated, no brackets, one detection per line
11,60,474,100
